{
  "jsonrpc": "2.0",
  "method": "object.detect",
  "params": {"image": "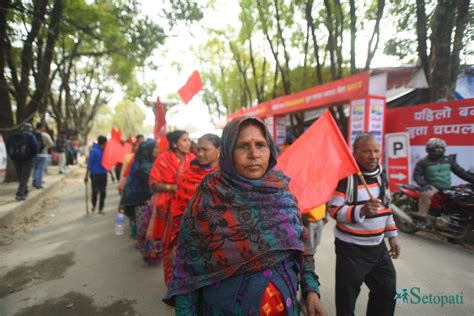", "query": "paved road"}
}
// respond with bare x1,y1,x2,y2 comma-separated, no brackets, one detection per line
0,169,473,315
